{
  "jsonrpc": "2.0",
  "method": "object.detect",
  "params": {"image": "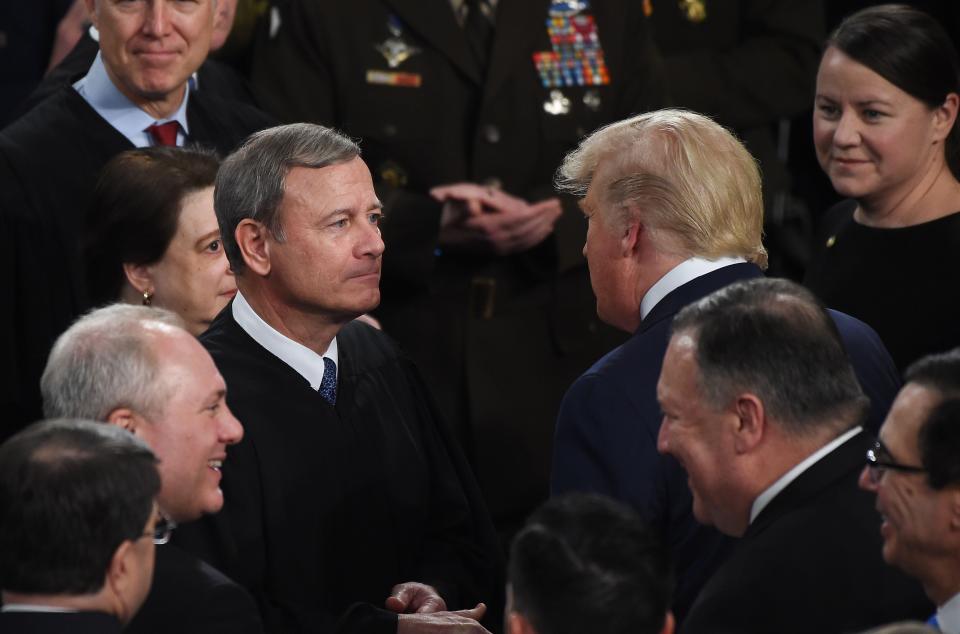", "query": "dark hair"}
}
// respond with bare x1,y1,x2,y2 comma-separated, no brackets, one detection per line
827,4,960,178
215,123,360,273
0,419,160,595
904,348,960,489
508,494,673,634
671,278,869,436
83,146,220,305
